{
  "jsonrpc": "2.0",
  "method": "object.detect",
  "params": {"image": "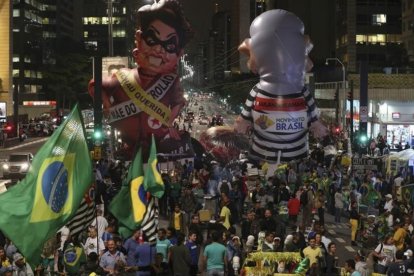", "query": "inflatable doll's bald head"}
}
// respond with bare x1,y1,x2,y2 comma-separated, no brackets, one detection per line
239,9,312,89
